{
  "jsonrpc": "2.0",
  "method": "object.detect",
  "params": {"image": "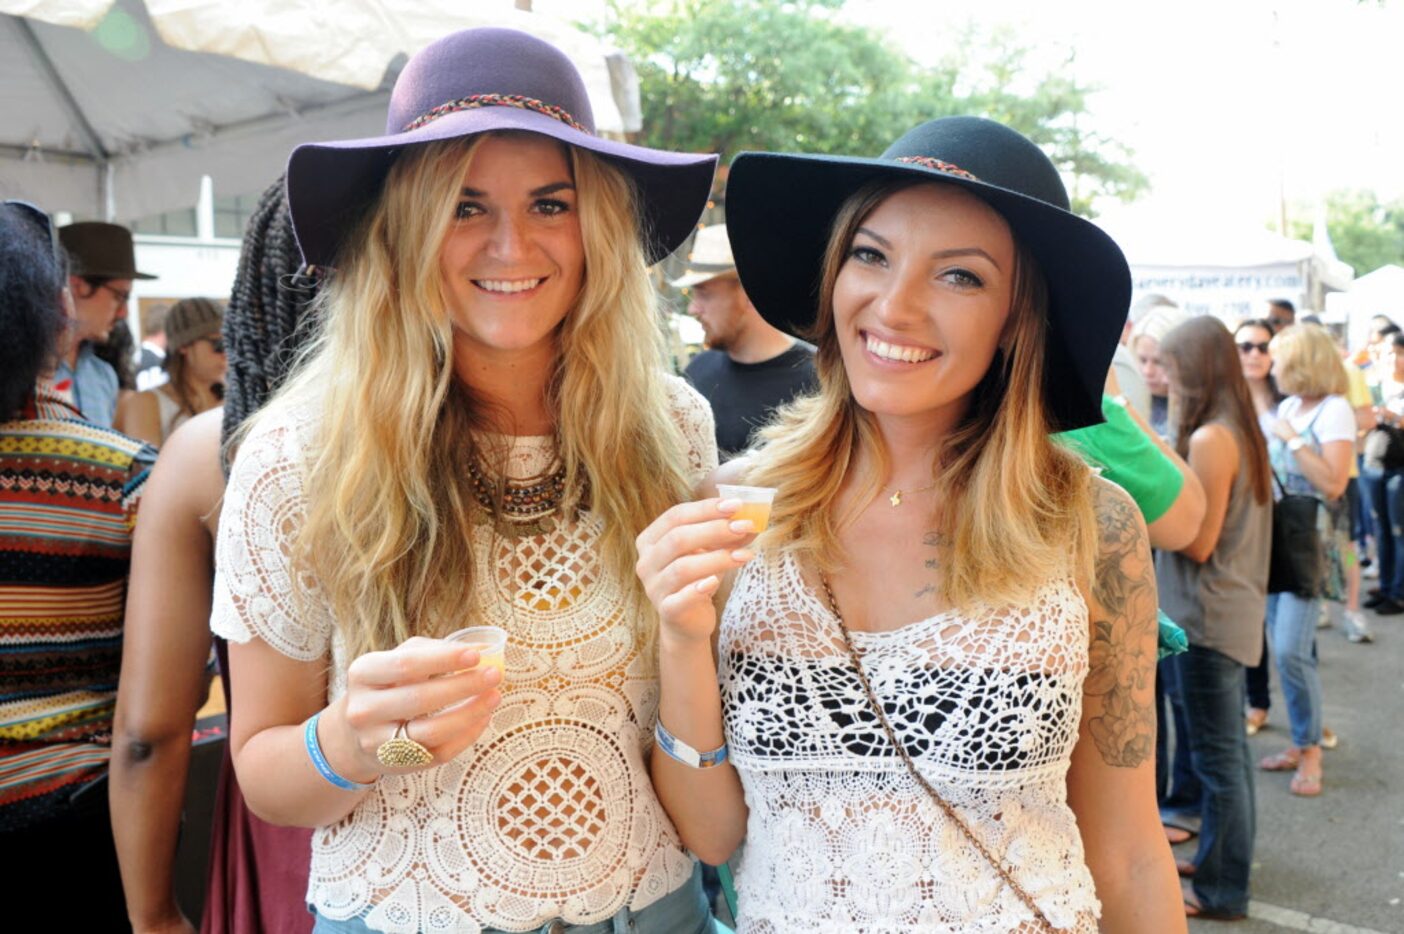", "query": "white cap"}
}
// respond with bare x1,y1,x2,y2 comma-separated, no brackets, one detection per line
669,224,736,289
